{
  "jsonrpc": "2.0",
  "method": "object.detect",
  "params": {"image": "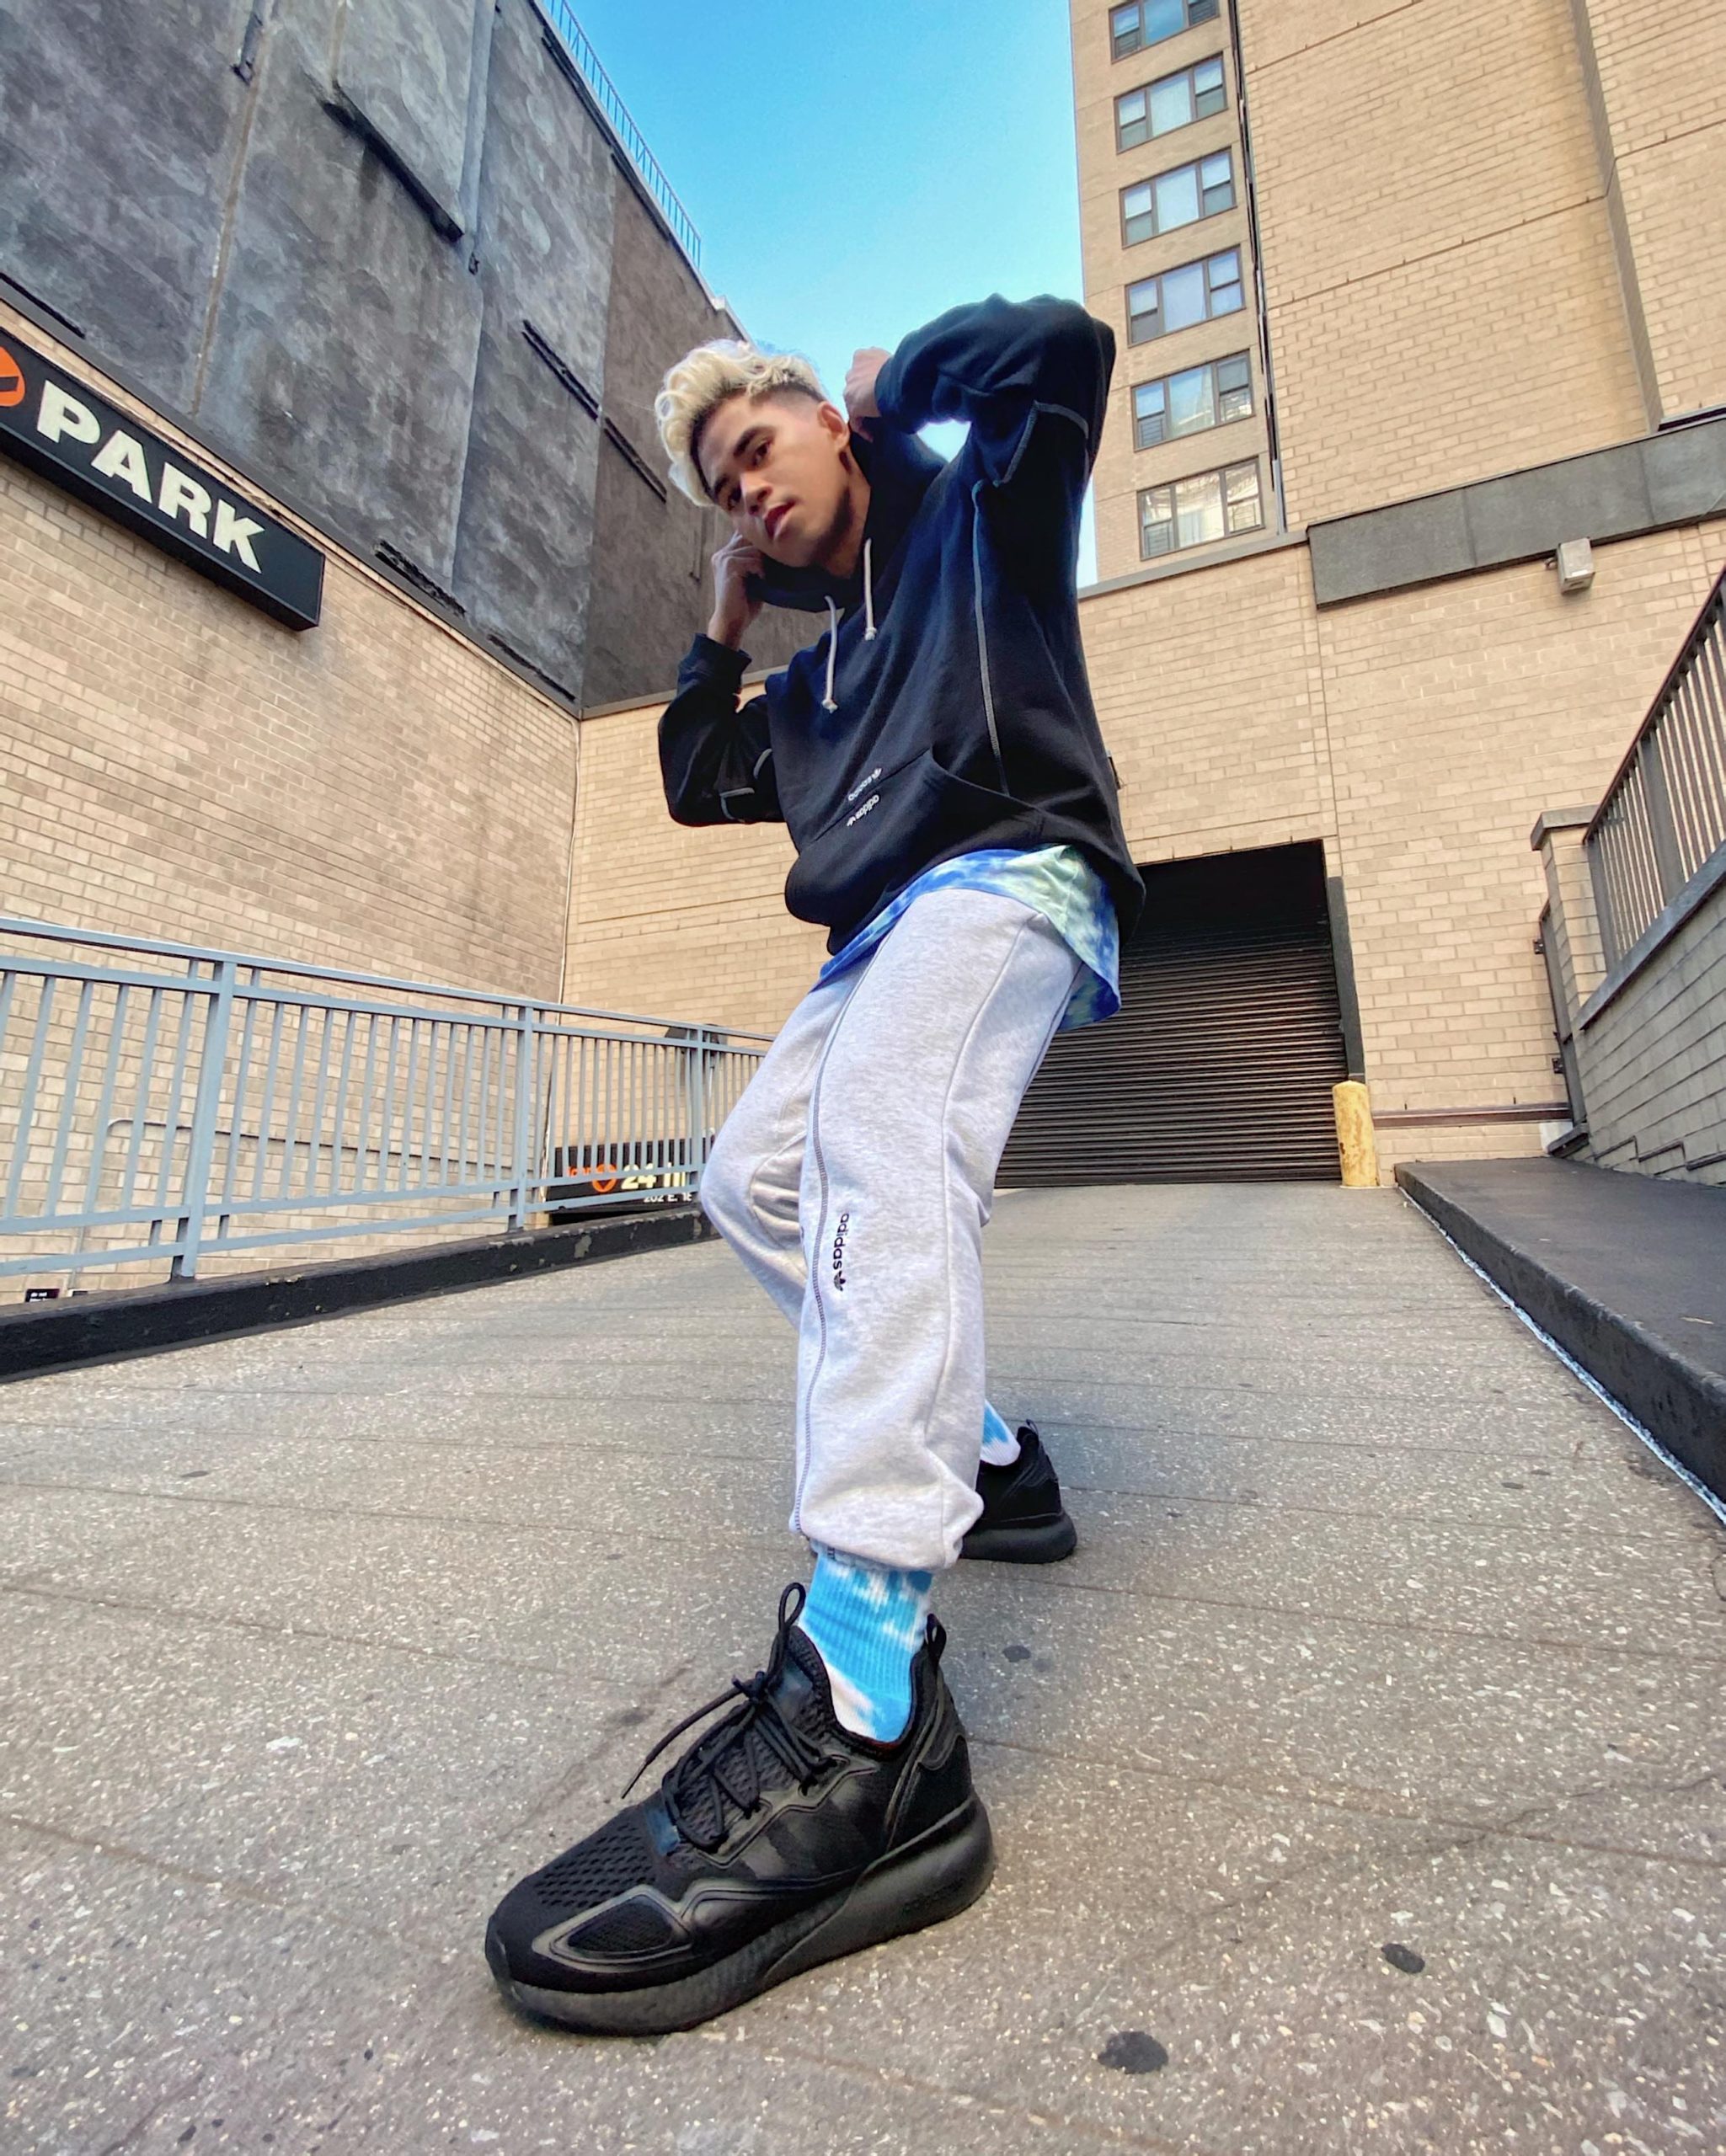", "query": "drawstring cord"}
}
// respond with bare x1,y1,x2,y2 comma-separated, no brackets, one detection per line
820,536,876,713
